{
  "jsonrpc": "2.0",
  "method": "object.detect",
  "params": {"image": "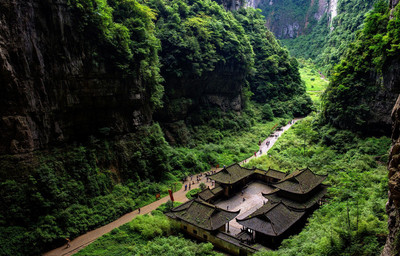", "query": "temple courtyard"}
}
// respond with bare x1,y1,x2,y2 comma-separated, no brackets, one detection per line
214,181,274,235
